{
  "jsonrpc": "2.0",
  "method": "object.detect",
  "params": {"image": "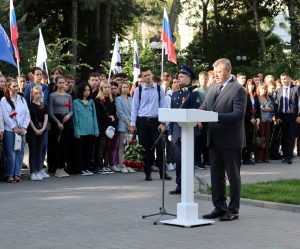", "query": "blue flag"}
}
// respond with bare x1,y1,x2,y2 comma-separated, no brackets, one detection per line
0,23,17,67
